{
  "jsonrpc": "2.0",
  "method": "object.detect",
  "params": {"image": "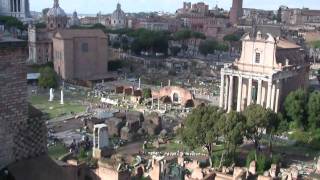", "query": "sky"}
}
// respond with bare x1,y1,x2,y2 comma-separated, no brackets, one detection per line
29,0,320,14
